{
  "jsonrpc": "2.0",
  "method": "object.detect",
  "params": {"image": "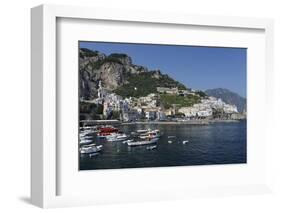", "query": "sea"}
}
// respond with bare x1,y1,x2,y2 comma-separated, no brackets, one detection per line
79,120,247,170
